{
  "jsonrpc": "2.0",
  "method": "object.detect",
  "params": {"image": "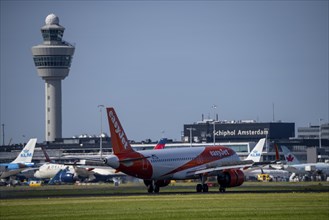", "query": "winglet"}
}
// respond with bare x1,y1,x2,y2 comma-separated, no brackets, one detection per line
107,107,134,155
12,138,37,164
